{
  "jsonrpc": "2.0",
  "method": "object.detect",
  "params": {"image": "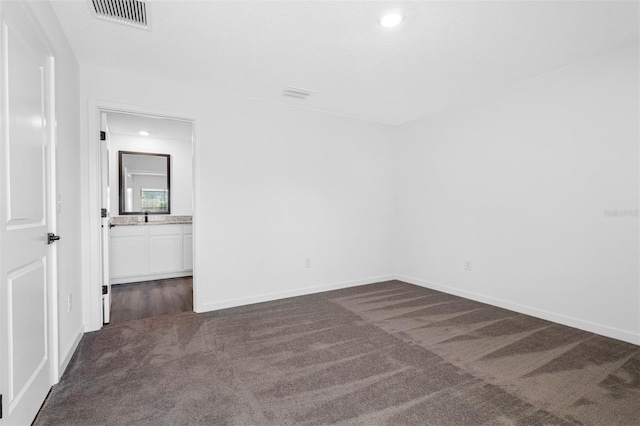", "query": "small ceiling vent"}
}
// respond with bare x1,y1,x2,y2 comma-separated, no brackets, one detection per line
283,86,314,100
90,0,150,30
